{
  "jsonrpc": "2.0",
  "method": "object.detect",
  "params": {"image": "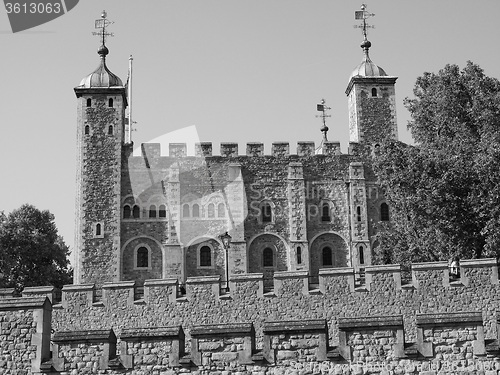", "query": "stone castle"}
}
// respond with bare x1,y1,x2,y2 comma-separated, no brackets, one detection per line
3,8,500,375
